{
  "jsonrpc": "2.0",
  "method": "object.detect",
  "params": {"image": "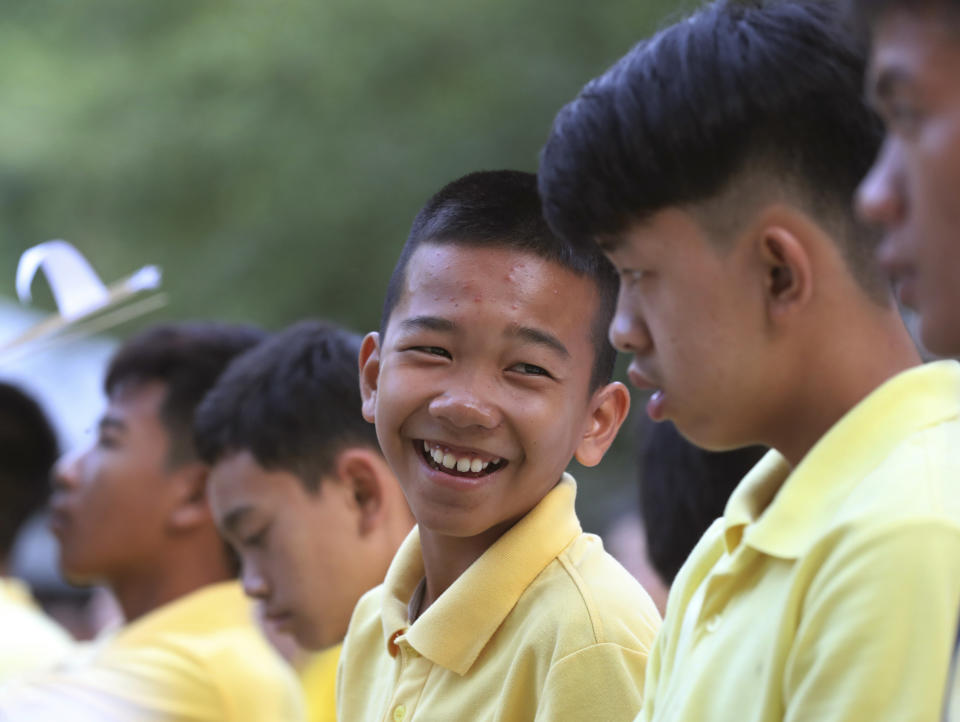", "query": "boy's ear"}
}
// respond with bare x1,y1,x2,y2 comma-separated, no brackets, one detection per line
358,332,381,424
757,223,813,323
334,447,393,537
167,462,213,532
574,381,631,467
